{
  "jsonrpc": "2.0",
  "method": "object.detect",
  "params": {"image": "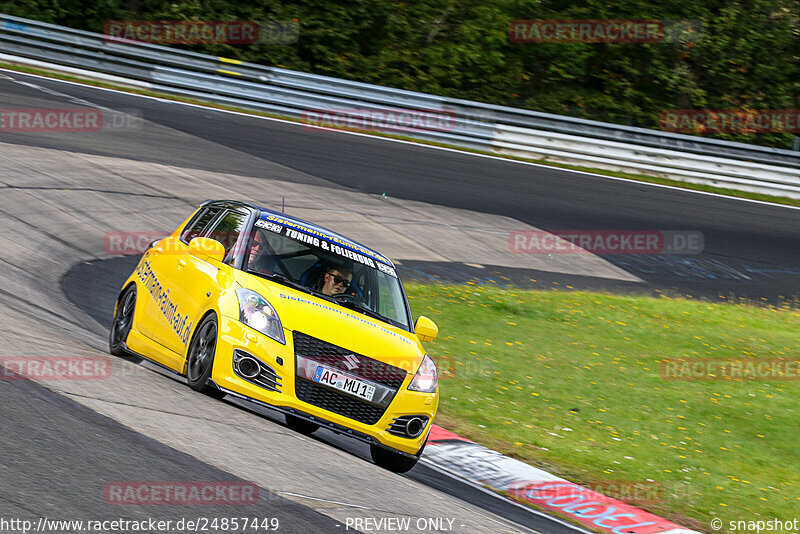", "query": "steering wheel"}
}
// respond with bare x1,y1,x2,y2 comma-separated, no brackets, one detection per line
332,293,361,304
